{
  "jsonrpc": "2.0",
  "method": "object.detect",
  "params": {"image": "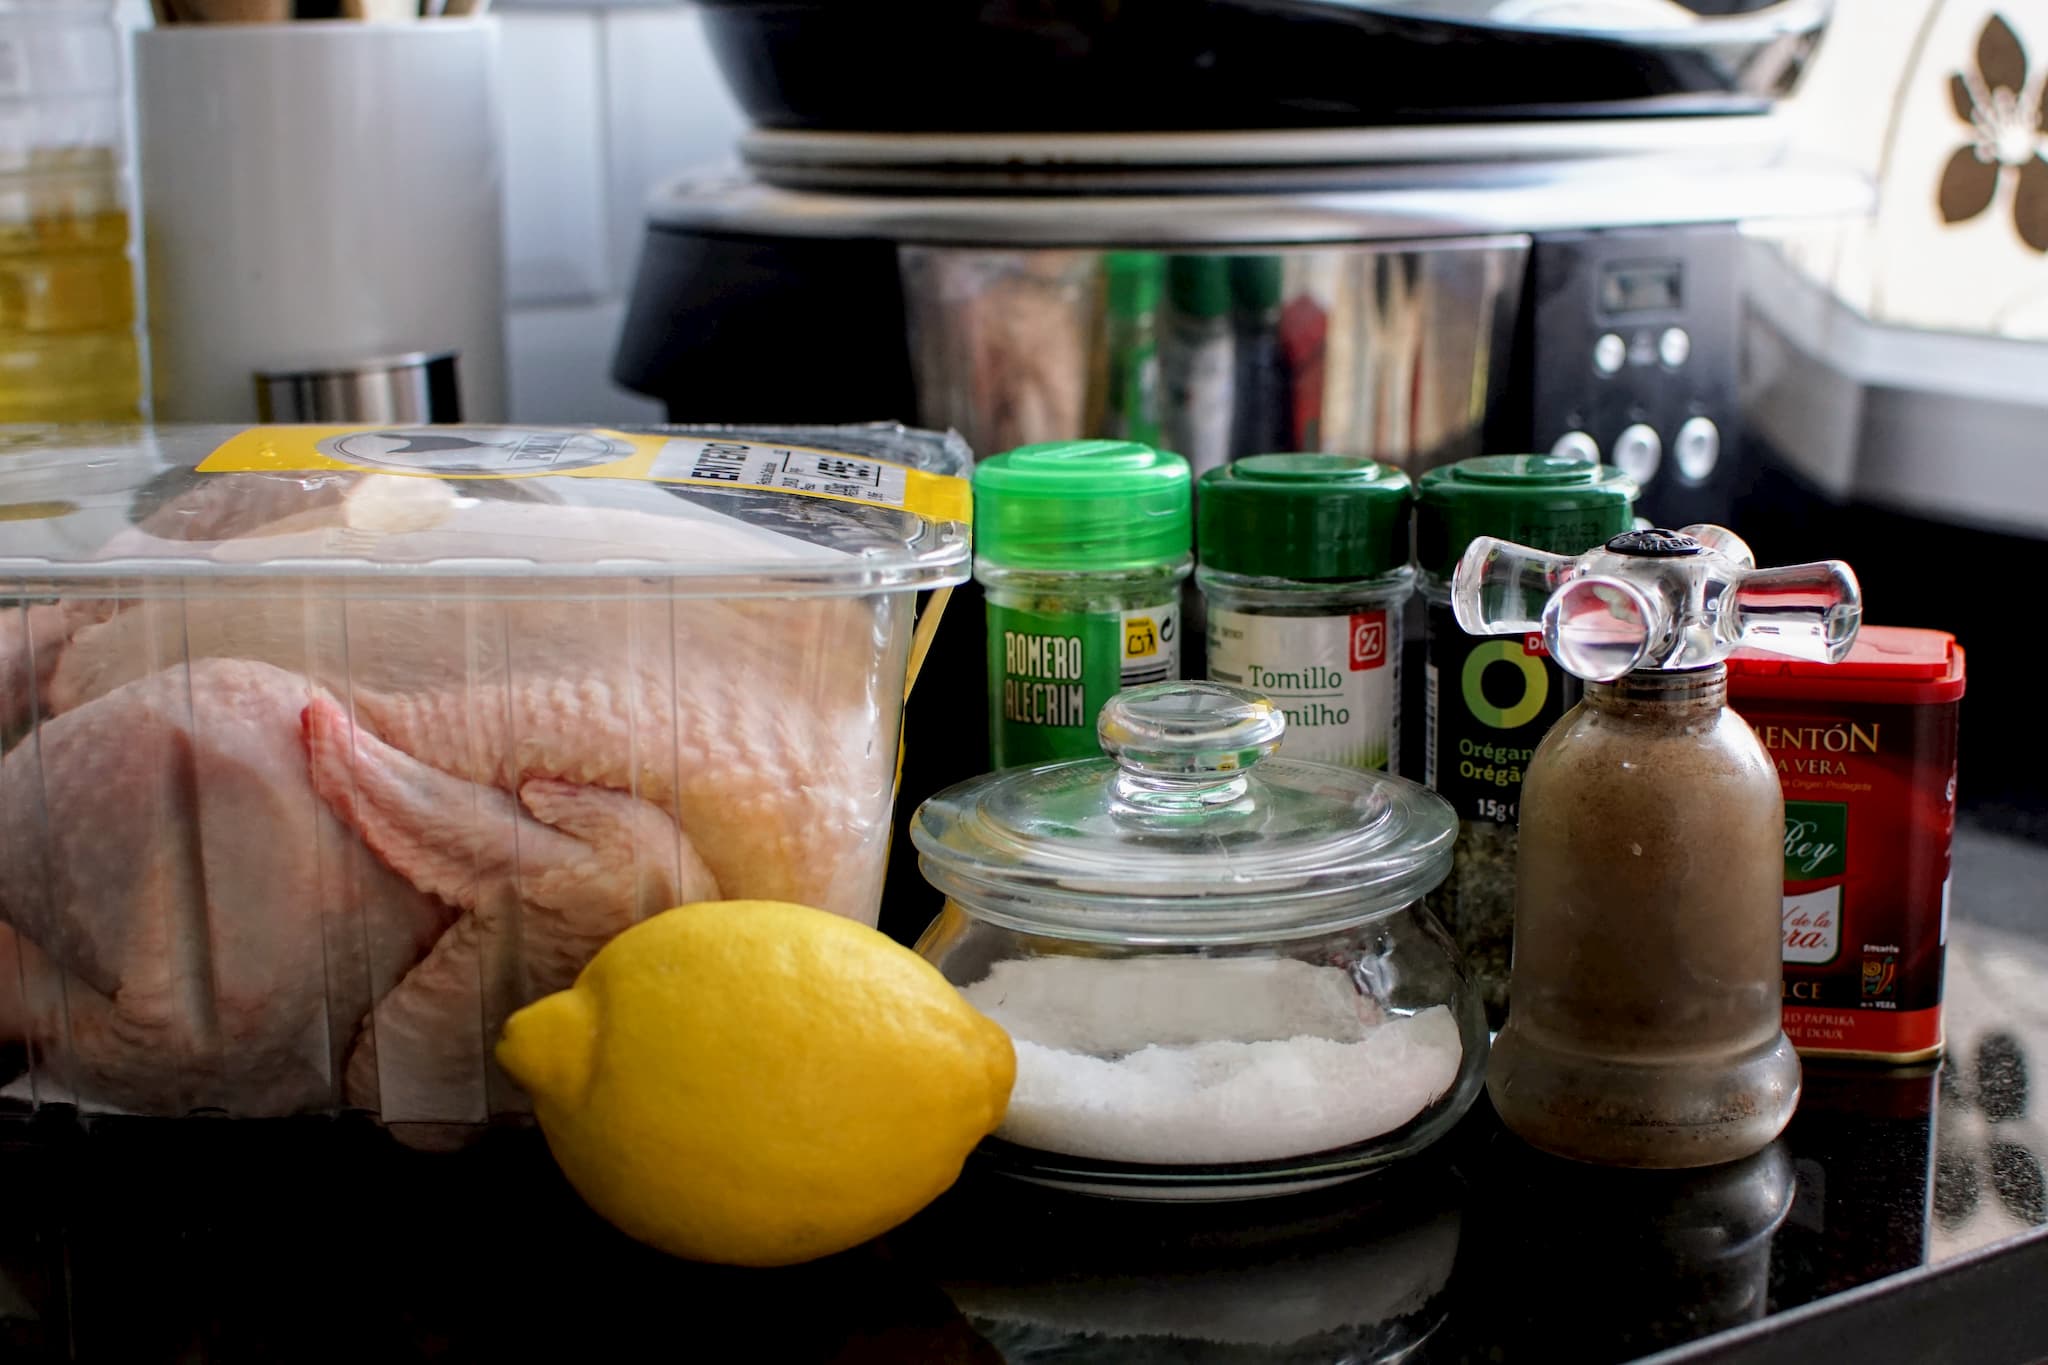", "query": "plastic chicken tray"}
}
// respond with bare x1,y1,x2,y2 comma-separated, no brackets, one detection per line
0,422,972,1134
